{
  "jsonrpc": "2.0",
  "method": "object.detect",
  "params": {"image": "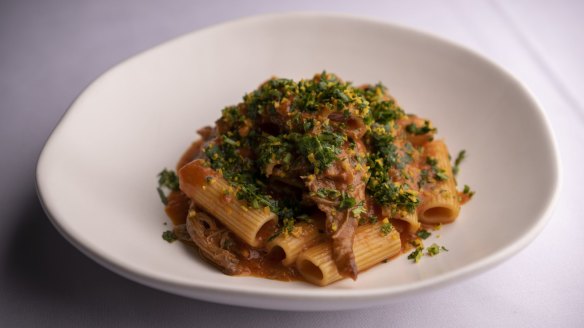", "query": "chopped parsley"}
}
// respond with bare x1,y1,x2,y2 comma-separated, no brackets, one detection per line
367,172,419,214
452,150,466,176
162,230,177,243
295,131,344,173
365,121,419,214
156,188,168,205
244,78,297,119
351,201,367,217
158,169,179,191
220,105,246,128
157,169,180,205
426,243,449,256
316,188,341,199
426,157,448,181
416,229,431,239
405,120,435,135
463,184,475,198
303,118,316,132
359,215,379,226
435,170,448,181
371,100,404,124
291,72,368,113
358,83,404,124
380,221,393,236
280,216,296,236
256,135,293,176
236,182,279,212
418,169,430,188
408,243,449,262
339,192,357,210
268,215,296,241
407,247,424,263
222,135,240,146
